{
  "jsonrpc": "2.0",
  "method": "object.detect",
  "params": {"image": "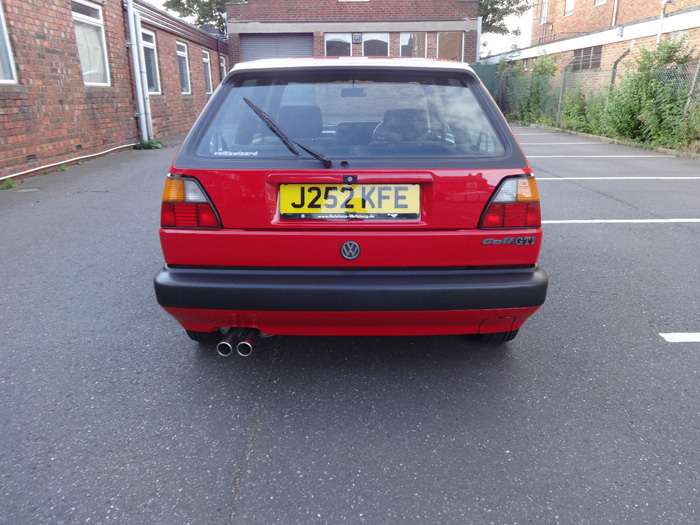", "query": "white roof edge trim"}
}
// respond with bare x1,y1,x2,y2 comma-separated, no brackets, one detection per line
230,57,476,74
